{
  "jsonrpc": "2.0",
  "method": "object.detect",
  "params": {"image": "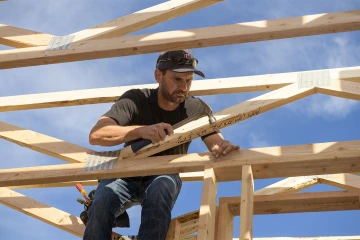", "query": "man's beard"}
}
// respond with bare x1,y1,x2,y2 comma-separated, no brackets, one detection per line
160,79,187,104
